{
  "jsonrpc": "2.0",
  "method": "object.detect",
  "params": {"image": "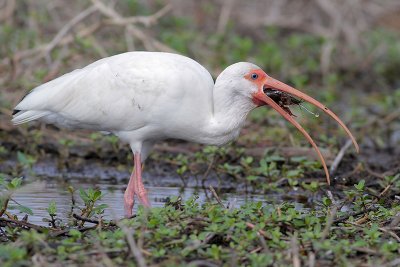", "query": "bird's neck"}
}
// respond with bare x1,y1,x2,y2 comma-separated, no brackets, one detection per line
199,81,255,146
